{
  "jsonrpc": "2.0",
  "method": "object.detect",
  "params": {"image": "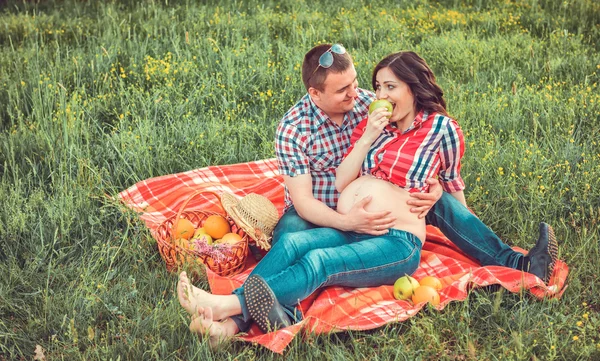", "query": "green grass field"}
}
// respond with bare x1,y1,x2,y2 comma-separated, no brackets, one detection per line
1,0,599,359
